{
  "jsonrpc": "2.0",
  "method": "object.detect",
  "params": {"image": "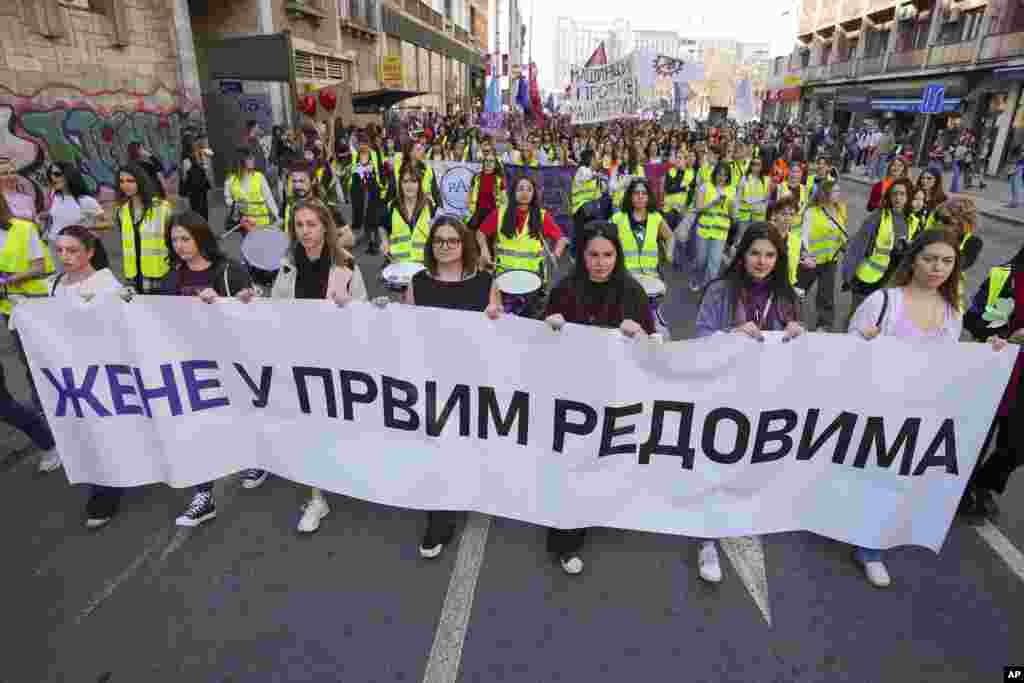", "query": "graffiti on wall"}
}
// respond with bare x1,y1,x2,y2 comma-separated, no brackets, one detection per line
0,84,203,207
